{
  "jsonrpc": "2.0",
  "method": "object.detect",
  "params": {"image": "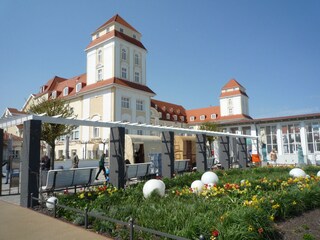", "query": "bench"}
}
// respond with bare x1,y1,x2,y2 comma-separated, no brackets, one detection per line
174,159,190,173
41,167,97,193
125,162,151,181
